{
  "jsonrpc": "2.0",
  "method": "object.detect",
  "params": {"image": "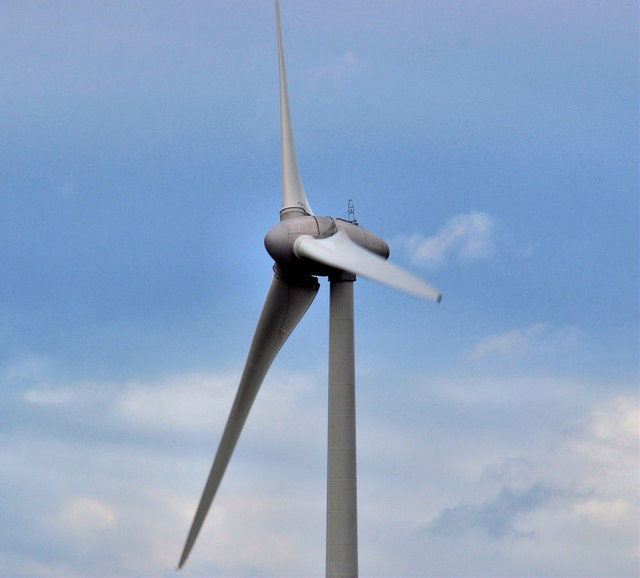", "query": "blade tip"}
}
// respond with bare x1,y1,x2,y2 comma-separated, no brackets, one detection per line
177,551,188,571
